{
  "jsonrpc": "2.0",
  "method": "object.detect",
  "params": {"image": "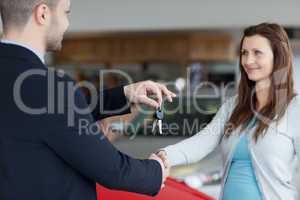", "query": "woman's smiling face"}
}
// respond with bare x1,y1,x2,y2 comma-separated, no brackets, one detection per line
241,35,274,82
